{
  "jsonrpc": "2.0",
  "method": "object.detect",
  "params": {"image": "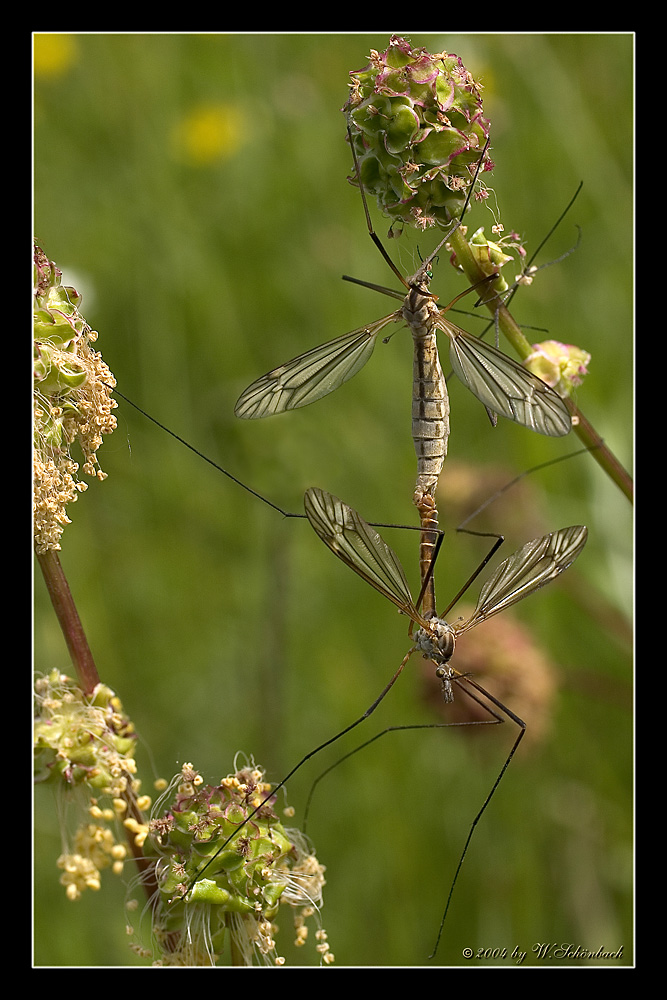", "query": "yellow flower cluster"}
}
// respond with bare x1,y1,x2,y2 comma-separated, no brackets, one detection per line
35,672,147,900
